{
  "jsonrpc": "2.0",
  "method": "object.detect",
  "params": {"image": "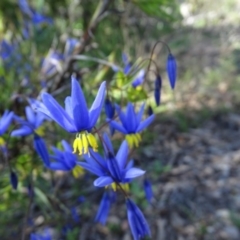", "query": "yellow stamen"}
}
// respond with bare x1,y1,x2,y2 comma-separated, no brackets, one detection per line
0,137,5,146
72,131,98,155
87,133,98,152
72,165,84,178
125,133,142,148
110,182,129,192
35,125,45,136
111,182,117,192
82,133,88,154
